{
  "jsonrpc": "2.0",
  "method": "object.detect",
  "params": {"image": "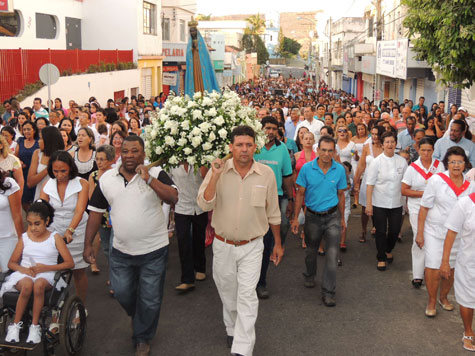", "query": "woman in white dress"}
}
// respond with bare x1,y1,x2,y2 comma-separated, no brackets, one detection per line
366,131,408,271
416,146,474,317
27,126,64,201
40,150,89,304
0,169,23,272
440,193,475,351
402,137,444,288
353,125,384,242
